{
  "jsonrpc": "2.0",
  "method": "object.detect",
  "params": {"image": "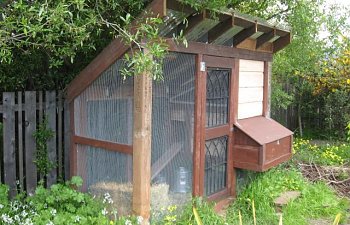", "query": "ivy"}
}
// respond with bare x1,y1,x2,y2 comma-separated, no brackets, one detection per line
33,117,55,177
